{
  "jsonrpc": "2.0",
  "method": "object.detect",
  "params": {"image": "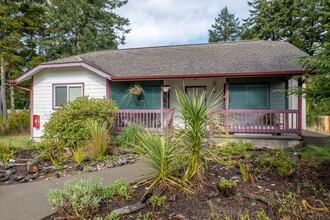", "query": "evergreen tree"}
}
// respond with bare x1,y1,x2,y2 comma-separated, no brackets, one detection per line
208,6,241,42
41,0,130,59
242,0,326,55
